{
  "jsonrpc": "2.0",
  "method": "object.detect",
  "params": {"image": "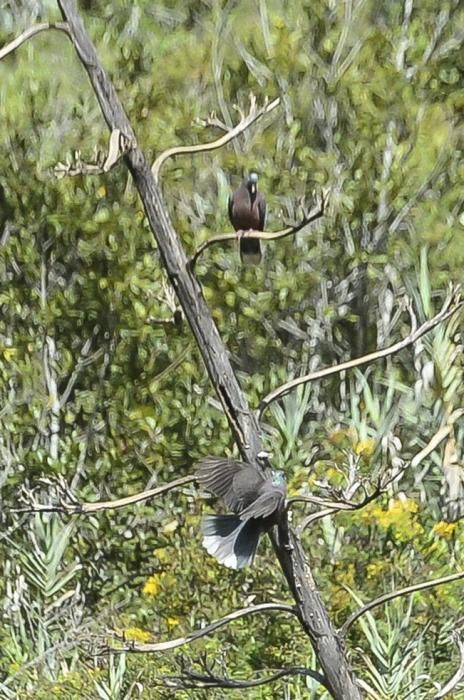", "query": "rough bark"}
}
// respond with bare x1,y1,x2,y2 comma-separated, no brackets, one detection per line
56,2,362,697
